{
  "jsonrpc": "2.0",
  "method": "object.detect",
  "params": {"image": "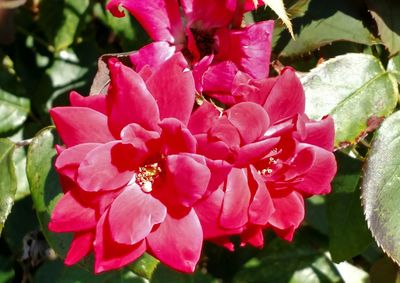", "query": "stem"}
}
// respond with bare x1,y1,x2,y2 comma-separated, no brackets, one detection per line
17,26,55,52
15,138,32,148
